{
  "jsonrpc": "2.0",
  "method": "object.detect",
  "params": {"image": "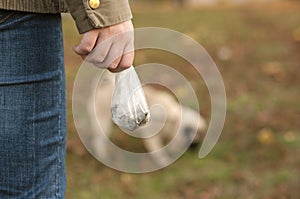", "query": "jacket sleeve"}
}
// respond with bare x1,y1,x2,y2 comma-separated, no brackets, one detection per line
66,0,132,34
